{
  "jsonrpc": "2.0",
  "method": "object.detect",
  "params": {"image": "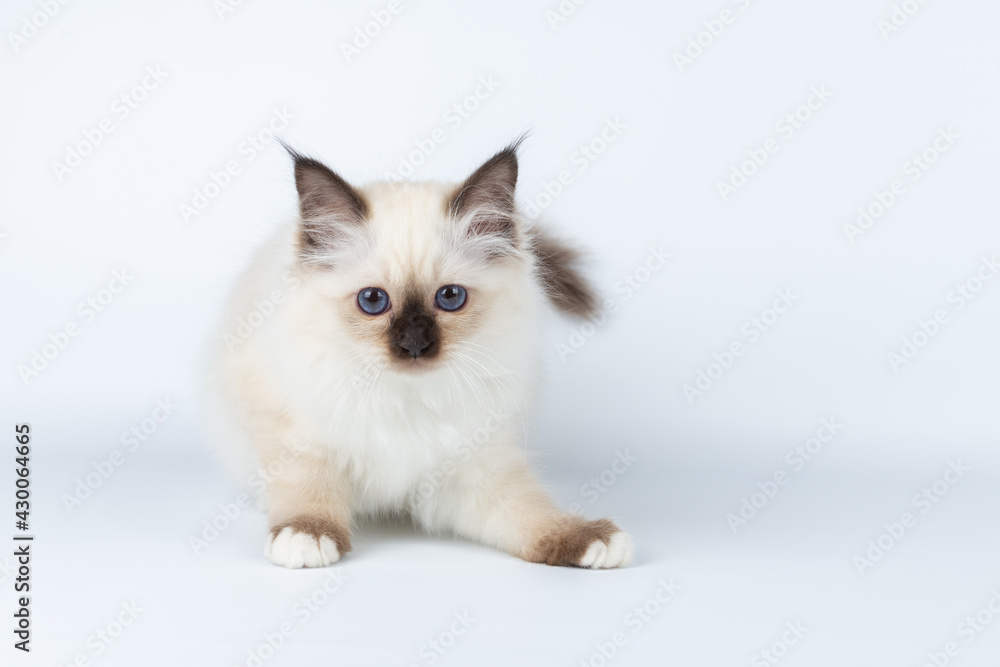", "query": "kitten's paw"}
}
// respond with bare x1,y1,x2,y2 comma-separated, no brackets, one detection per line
532,518,634,569
579,529,634,569
264,517,351,569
